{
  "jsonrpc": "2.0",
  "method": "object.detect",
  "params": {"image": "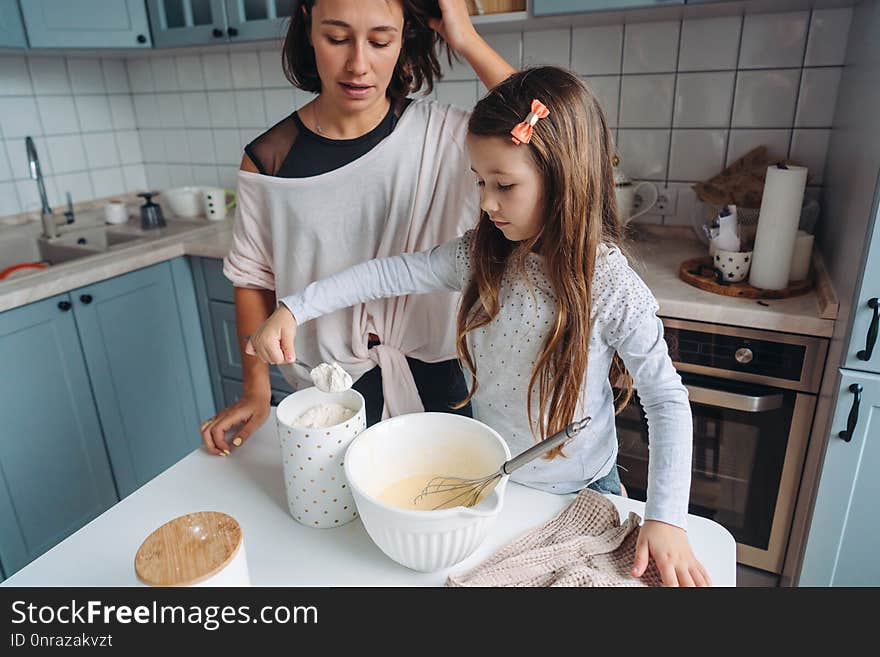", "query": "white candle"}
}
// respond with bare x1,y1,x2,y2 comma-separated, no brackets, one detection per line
789,230,815,282
749,164,808,290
